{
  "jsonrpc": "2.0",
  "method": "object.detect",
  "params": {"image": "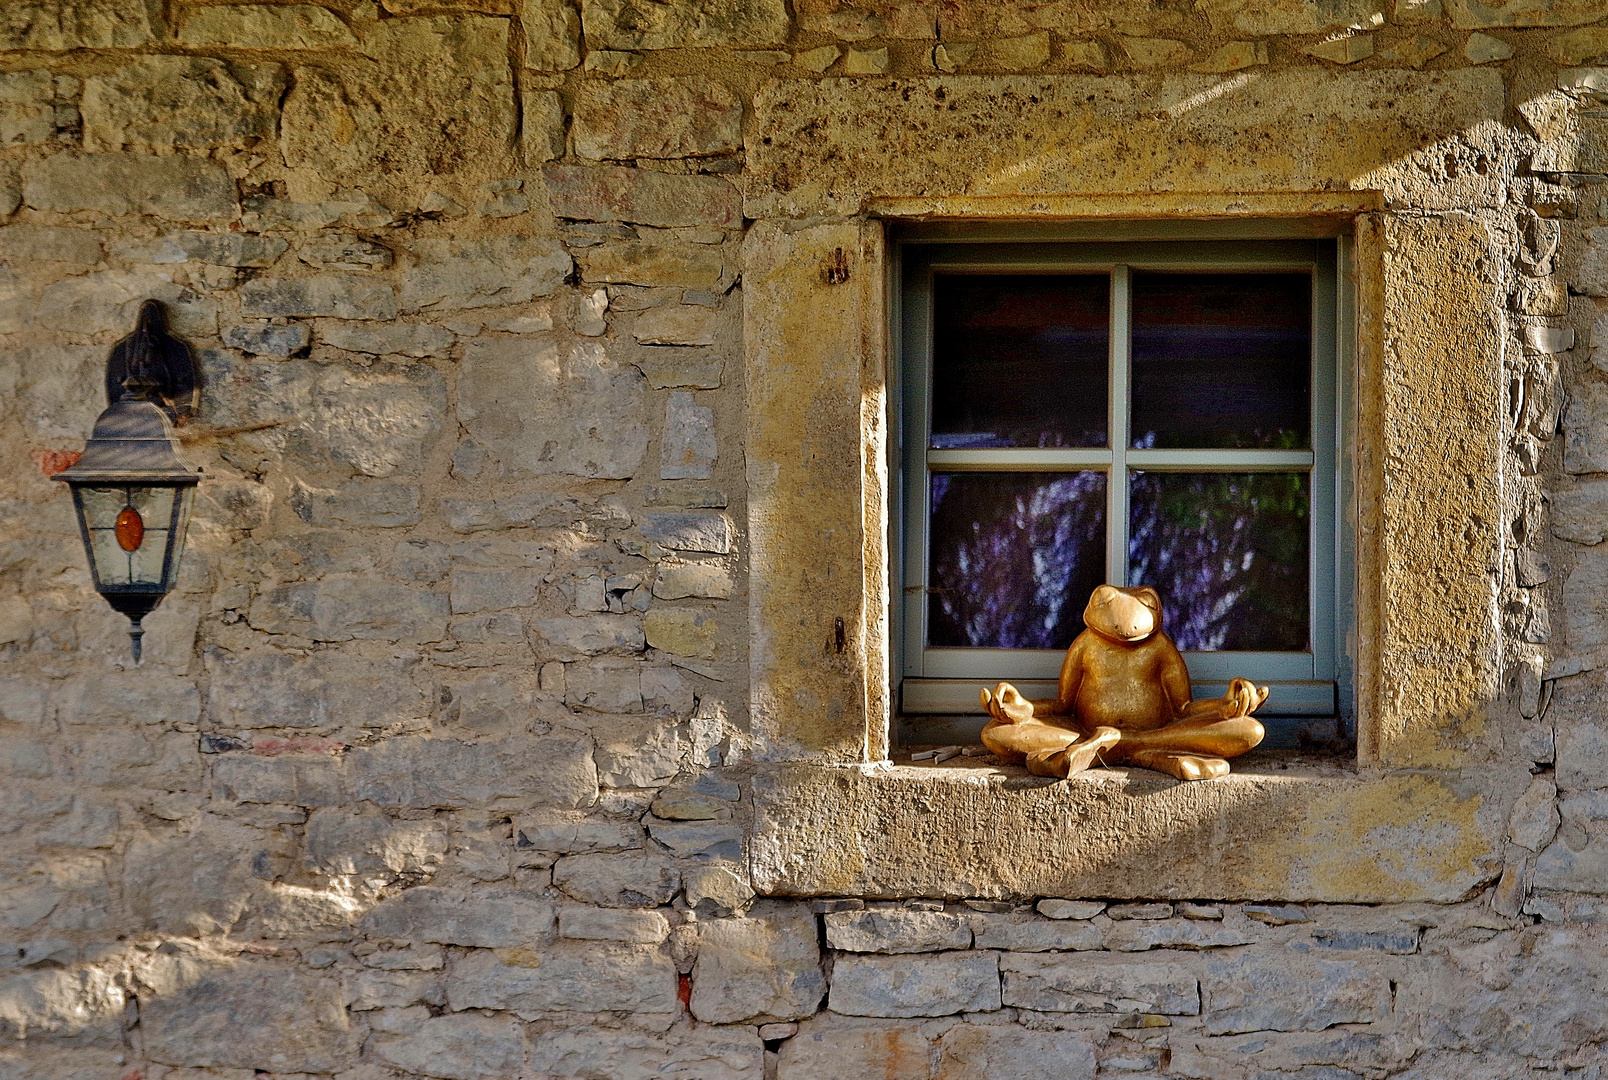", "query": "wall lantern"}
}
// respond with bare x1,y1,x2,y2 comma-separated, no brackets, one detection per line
55,300,203,663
